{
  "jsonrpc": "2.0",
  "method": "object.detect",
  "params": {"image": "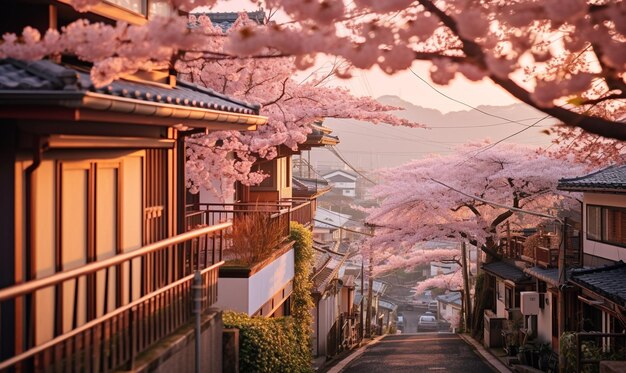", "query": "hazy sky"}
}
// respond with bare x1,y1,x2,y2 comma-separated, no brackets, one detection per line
202,1,521,113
